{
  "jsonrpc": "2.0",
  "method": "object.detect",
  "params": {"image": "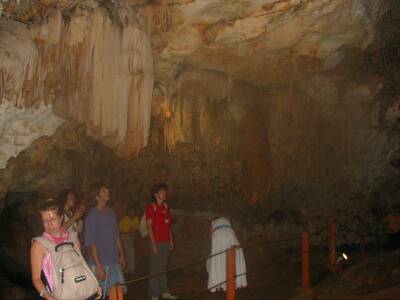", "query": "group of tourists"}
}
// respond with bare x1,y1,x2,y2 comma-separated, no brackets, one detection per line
30,182,247,300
